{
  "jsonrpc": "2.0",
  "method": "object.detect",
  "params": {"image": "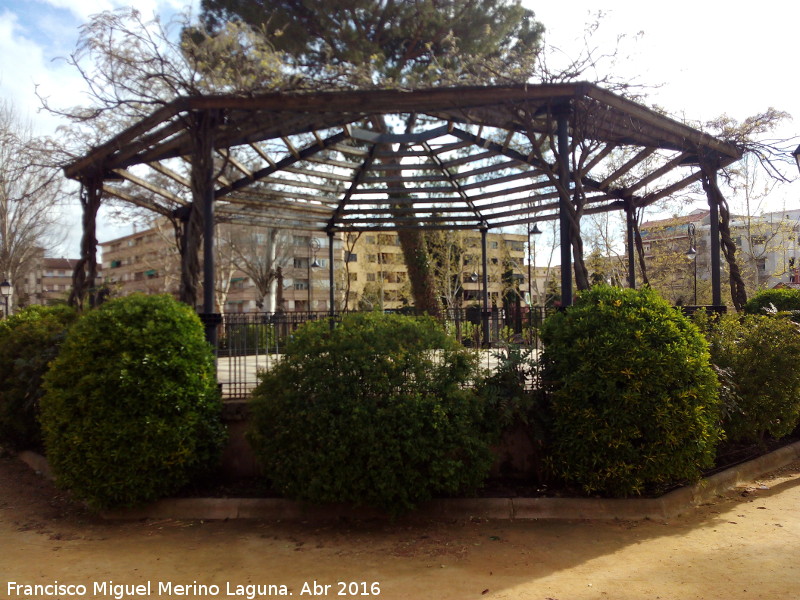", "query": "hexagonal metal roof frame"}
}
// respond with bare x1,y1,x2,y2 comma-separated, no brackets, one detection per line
64,82,742,234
